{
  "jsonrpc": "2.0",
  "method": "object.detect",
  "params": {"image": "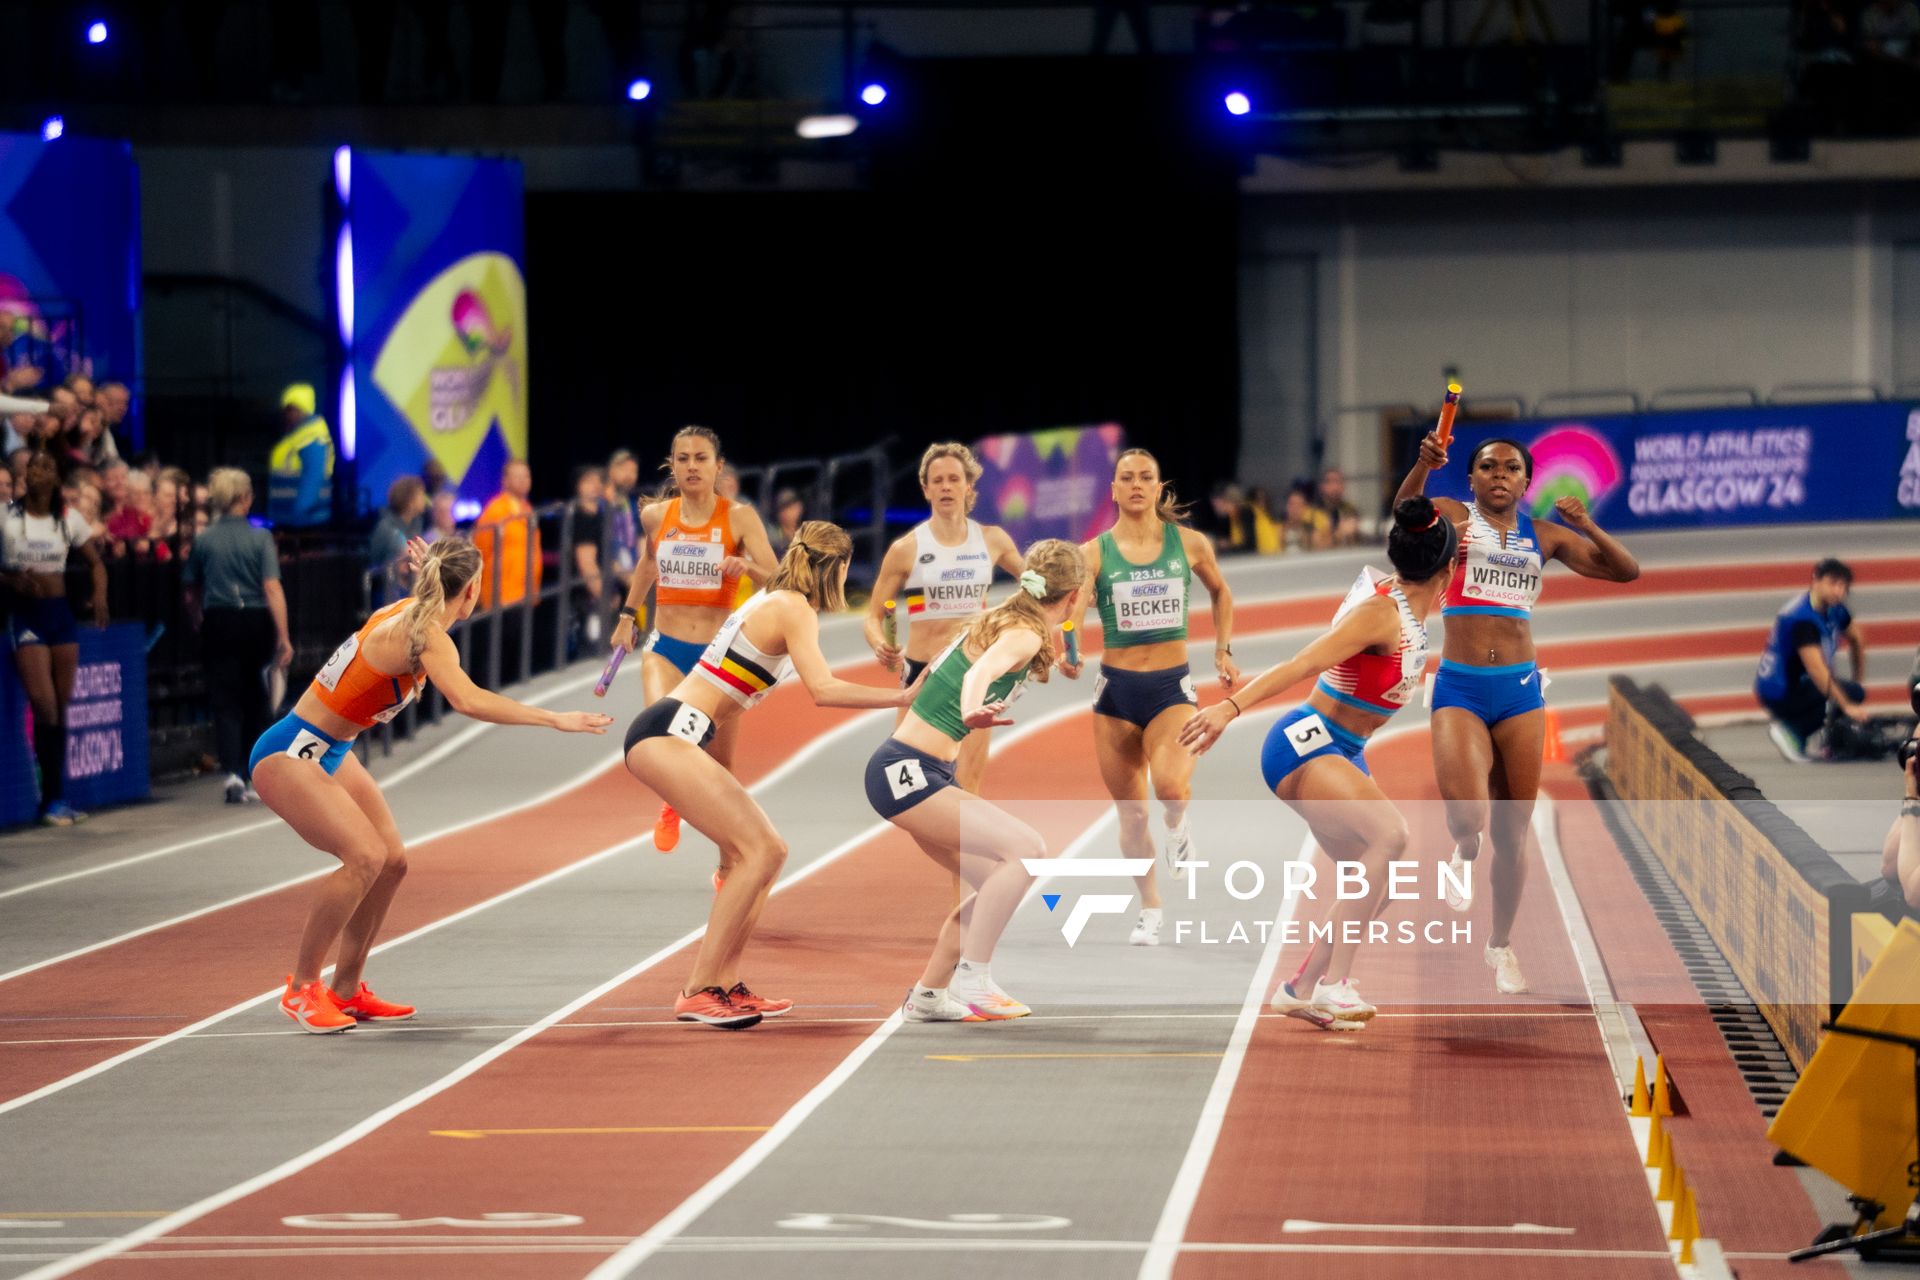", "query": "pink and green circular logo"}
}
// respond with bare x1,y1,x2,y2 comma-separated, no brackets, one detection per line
1526,426,1622,518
